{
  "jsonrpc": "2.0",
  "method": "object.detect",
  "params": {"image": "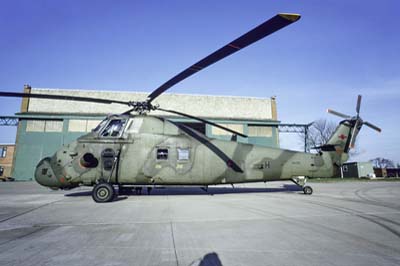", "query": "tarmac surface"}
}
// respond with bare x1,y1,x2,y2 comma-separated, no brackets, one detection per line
0,181,400,266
